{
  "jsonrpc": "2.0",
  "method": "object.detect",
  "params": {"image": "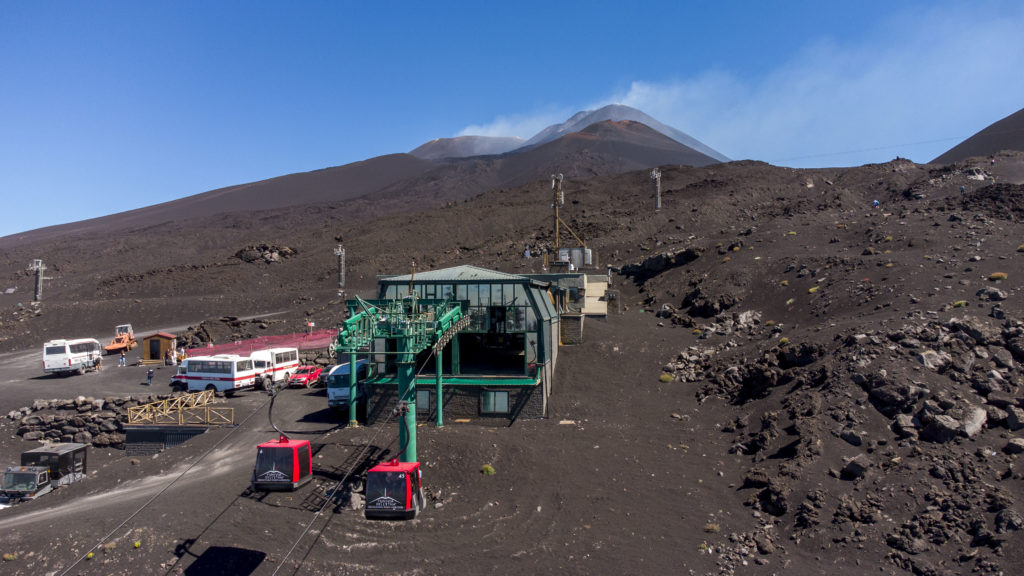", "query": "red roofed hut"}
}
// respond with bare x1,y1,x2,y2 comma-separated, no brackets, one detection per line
141,332,177,365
